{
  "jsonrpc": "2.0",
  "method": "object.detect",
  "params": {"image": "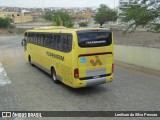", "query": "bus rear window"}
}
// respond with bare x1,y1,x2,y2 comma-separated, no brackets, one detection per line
77,32,112,47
